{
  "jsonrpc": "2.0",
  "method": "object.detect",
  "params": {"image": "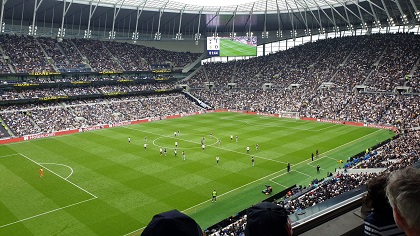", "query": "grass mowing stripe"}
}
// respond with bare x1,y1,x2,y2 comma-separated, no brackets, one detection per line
0,198,96,229
0,112,393,235
122,125,289,164
128,126,387,235
20,153,97,198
